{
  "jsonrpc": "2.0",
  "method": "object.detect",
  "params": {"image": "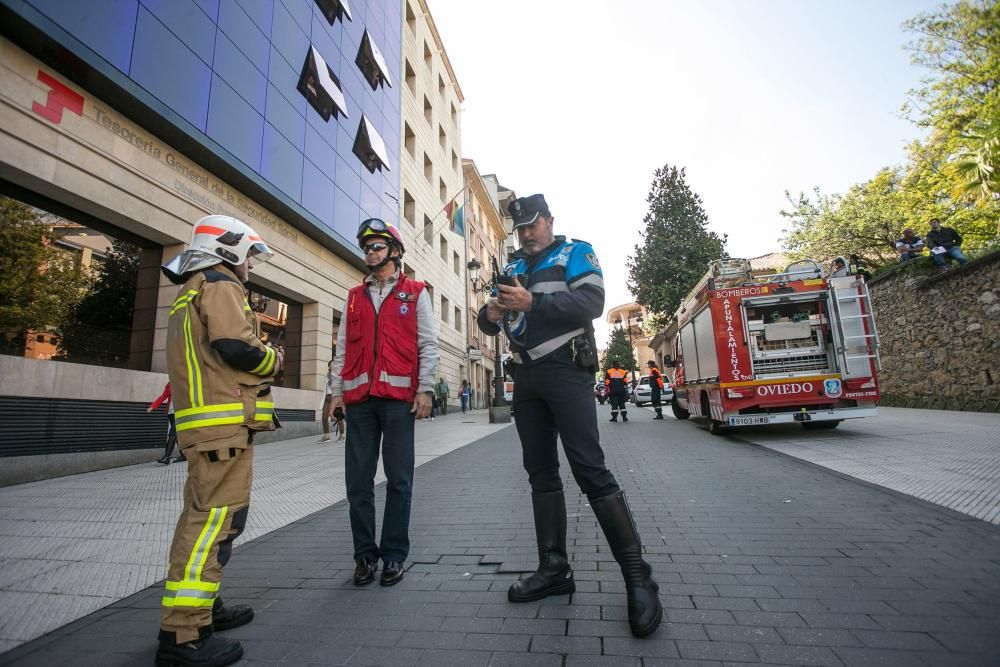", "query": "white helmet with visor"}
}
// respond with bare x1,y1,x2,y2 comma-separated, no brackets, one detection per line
162,215,273,283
